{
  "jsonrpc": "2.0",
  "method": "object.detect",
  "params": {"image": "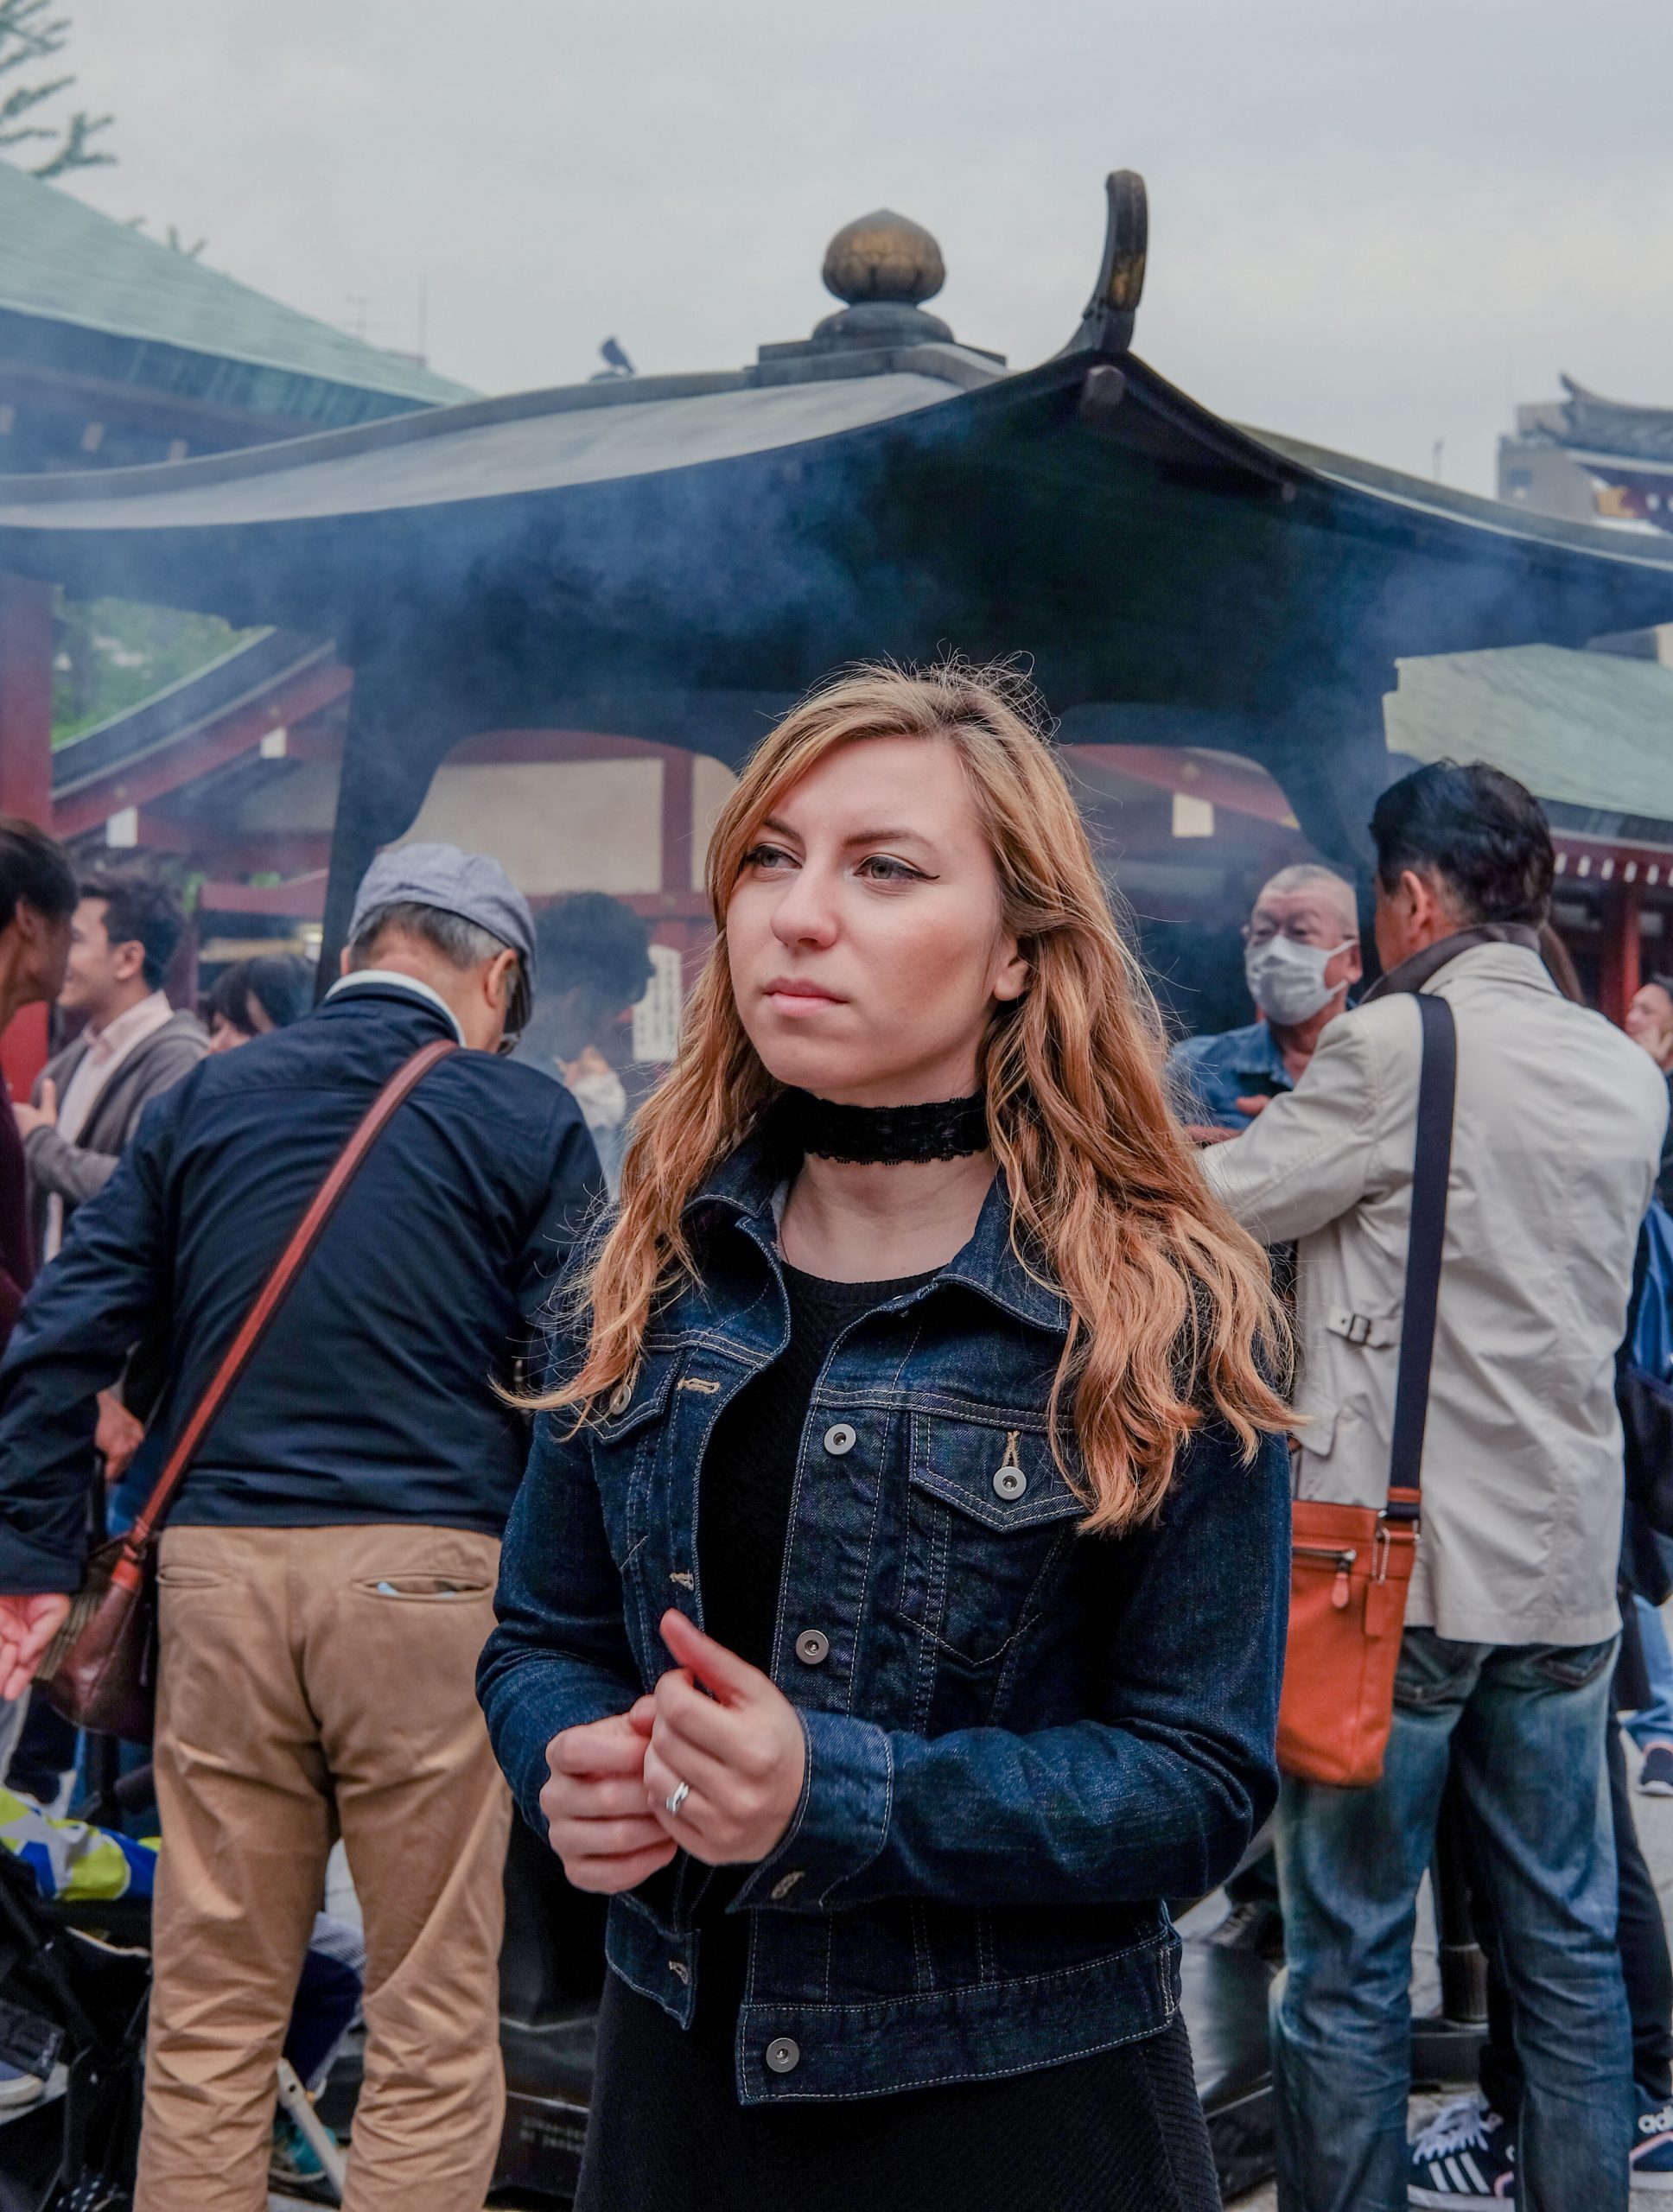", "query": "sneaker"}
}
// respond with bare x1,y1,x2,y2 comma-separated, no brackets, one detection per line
1639,1745,1673,1796
1207,1897,1285,1964
0,2061,44,2113
1409,2090,1516,2205
1633,2092,1673,2193
269,2107,339,2201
